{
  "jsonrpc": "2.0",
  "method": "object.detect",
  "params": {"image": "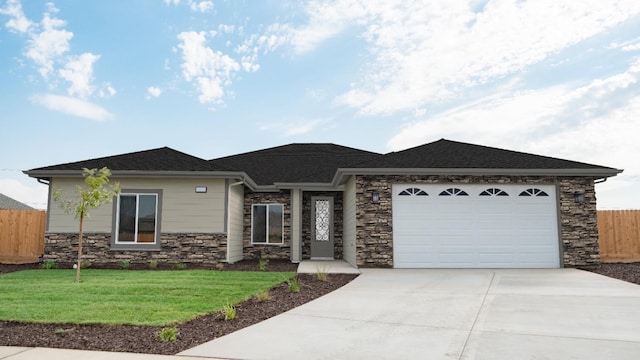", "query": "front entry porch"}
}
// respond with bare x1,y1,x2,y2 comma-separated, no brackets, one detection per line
297,260,360,274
